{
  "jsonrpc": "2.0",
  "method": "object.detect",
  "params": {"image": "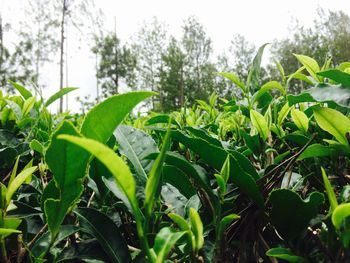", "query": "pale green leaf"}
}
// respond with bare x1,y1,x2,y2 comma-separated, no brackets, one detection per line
250,109,269,141
291,108,309,133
